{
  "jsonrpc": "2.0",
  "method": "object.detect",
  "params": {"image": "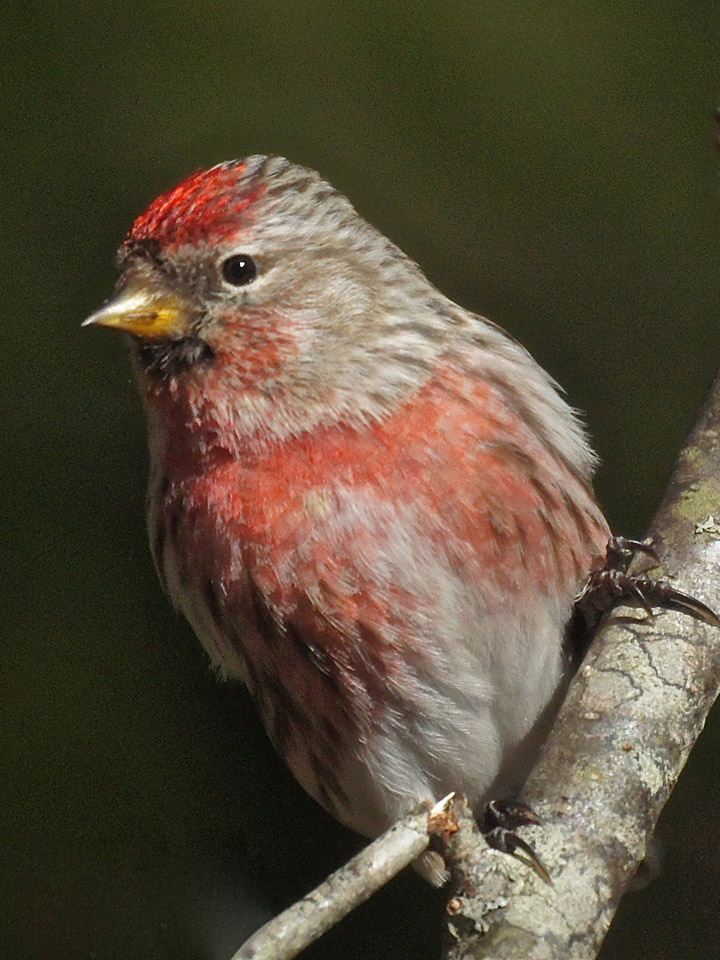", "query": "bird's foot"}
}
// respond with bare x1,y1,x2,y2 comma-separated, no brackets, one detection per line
479,798,551,884
573,536,720,640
